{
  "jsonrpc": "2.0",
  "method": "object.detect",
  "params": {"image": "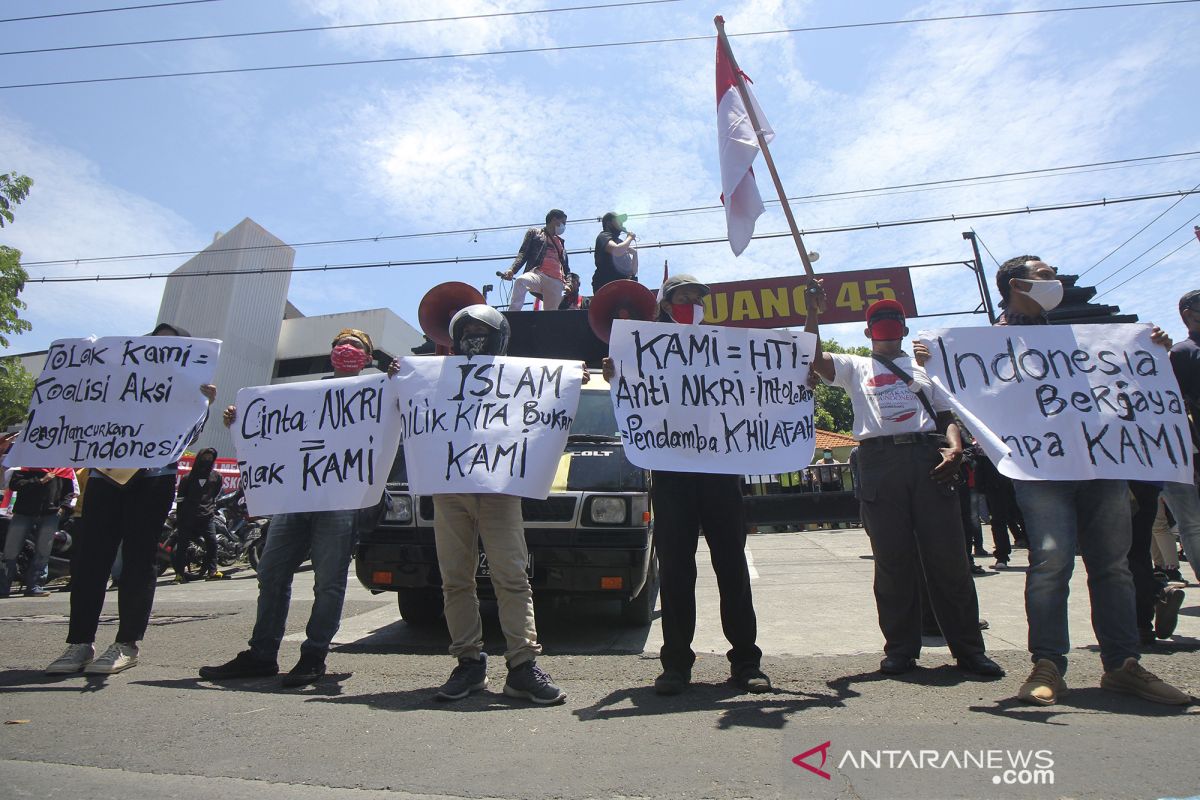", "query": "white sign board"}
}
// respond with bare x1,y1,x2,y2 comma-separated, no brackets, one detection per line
917,324,1192,483
393,356,583,498
232,374,403,515
608,320,818,473
9,336,220,468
